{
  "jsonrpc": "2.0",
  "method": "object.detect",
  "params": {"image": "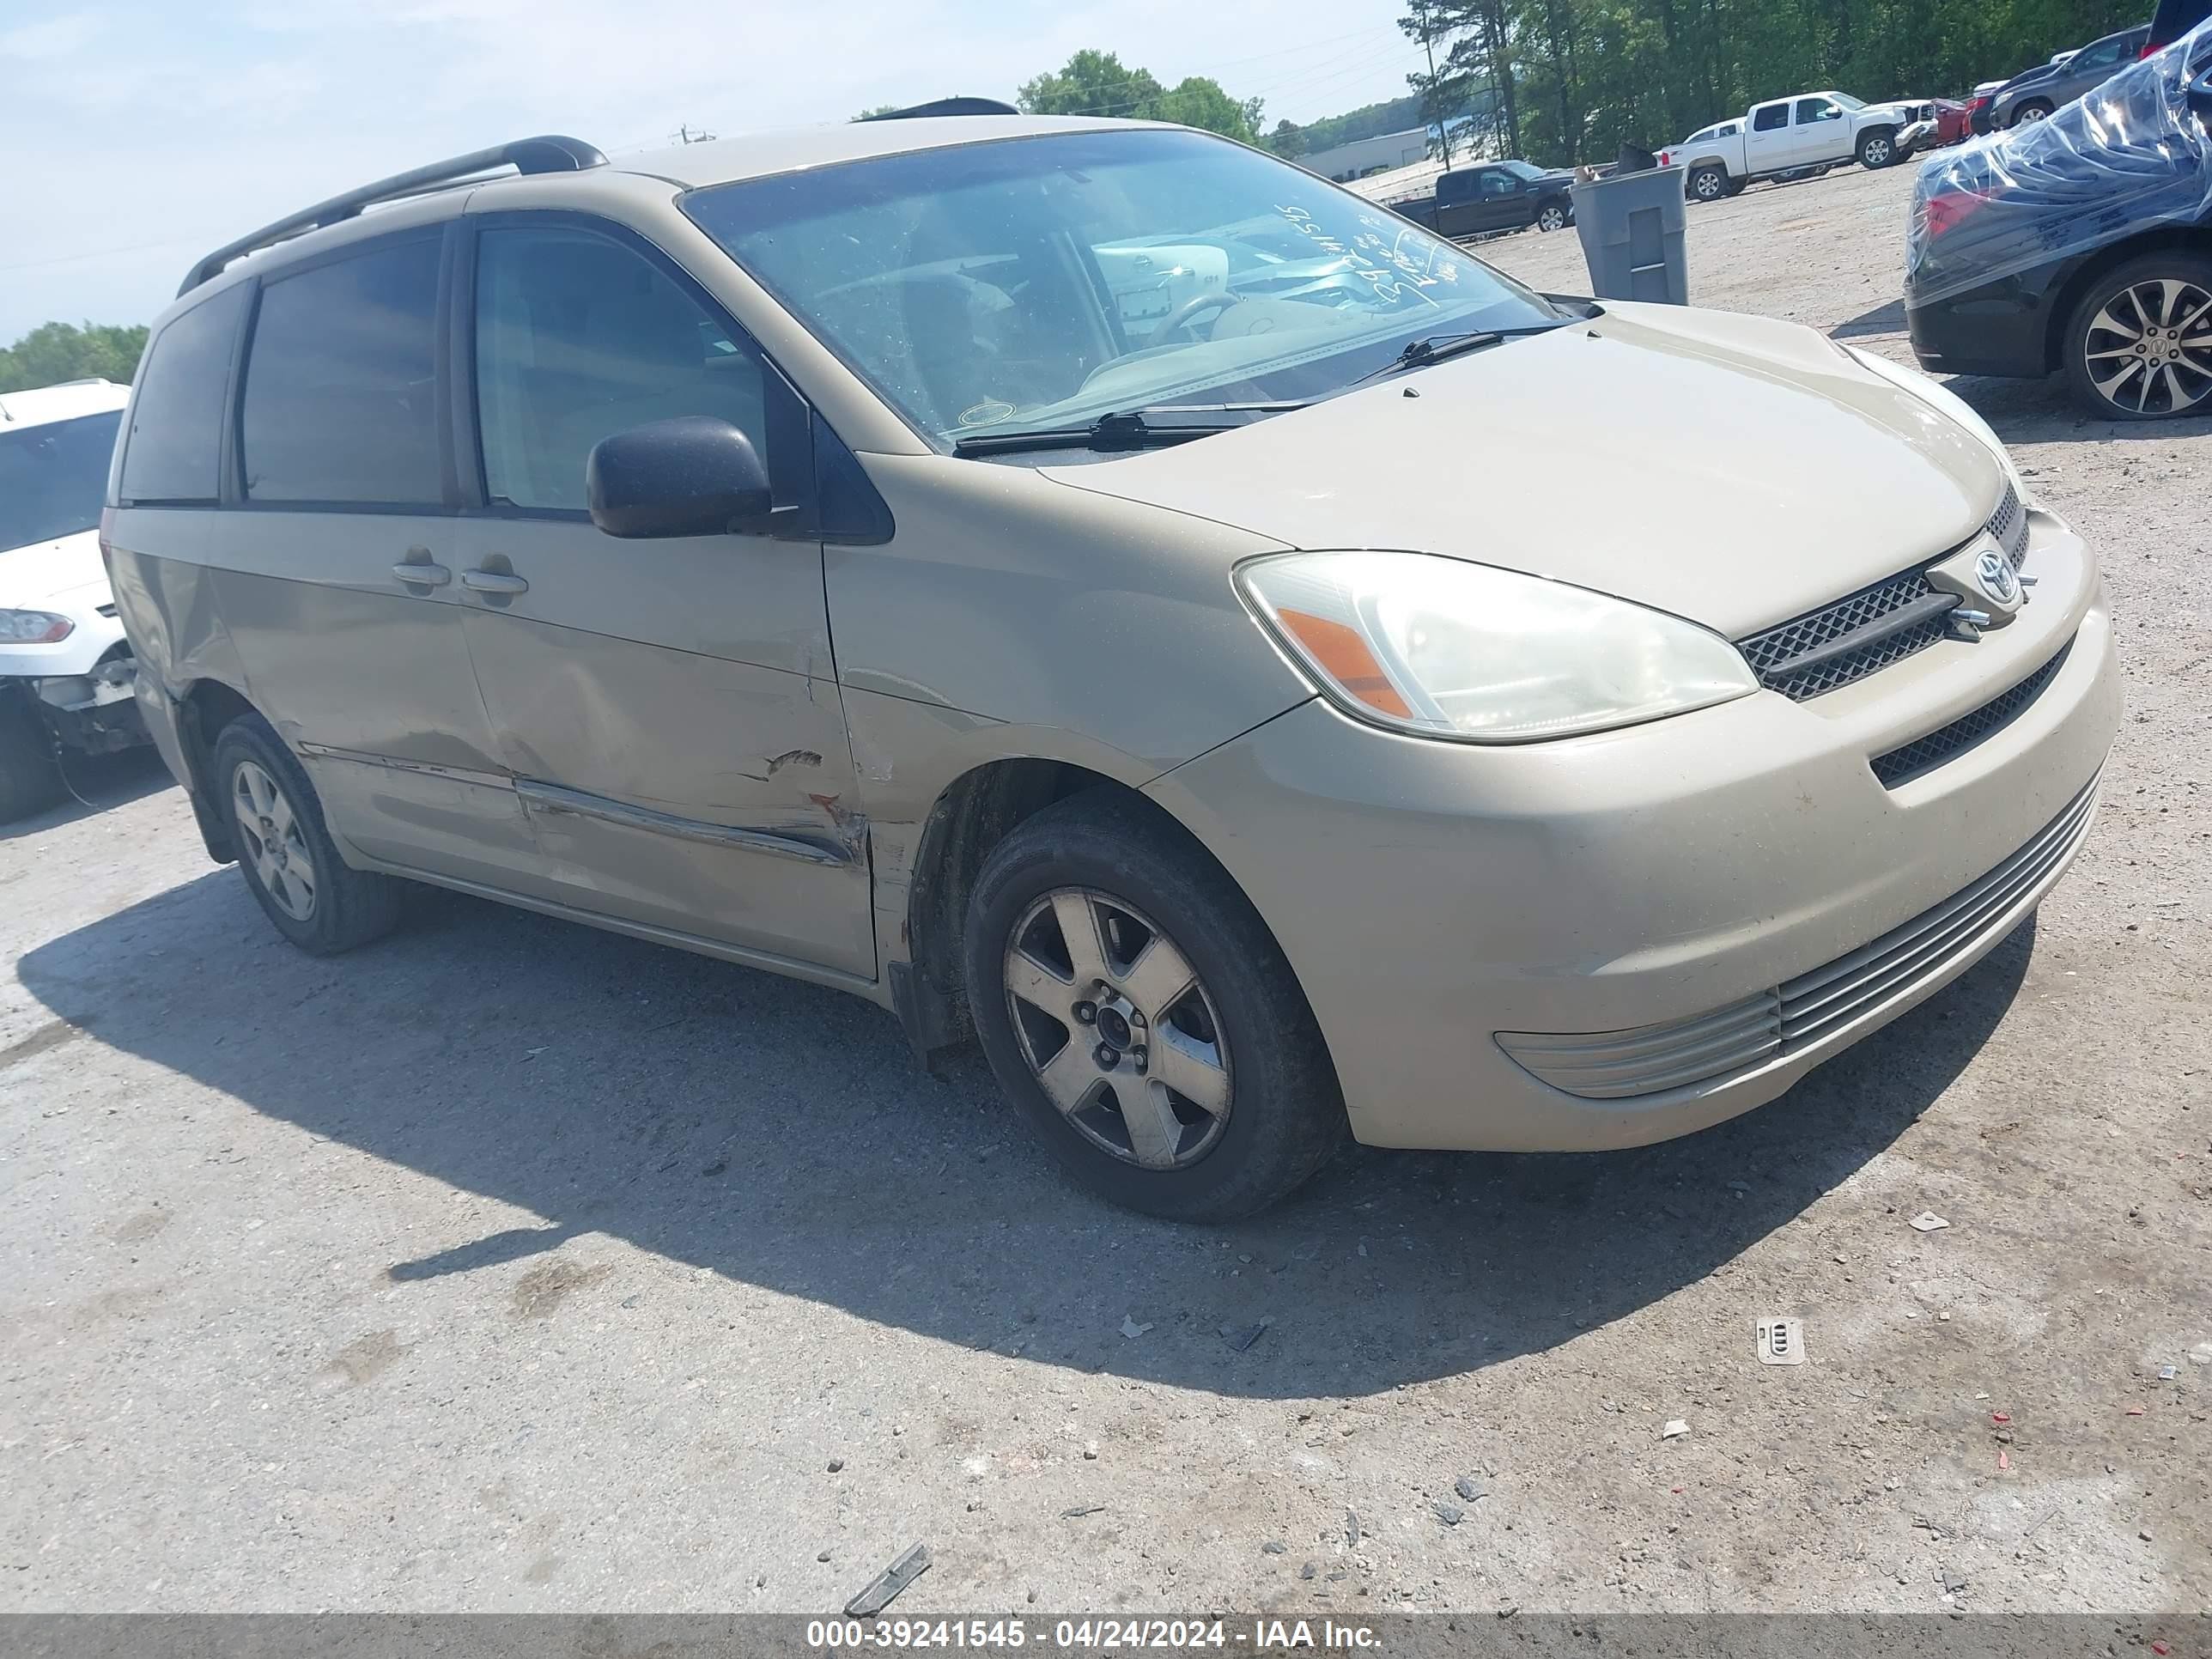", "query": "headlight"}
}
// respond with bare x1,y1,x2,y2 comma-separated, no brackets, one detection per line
1843,343,2033,505
1237,550,1759,744
0,610,74,644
